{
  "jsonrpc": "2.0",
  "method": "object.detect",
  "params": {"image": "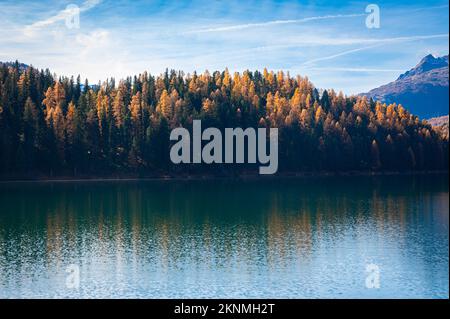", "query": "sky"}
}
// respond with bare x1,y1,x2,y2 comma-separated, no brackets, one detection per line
0,0,448,94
